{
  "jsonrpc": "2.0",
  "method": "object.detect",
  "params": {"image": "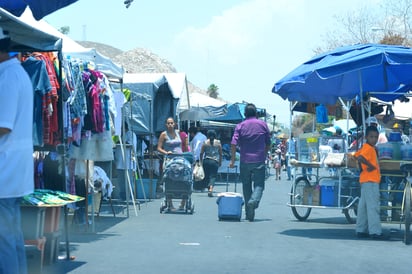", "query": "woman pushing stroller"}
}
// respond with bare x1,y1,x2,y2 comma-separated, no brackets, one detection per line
157,117,190,210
